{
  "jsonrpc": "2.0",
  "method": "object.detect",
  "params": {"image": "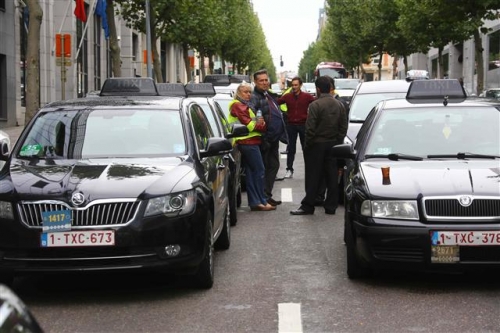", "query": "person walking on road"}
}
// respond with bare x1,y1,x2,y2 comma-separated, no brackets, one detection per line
290,76,348,215
228,82,276,212
250,69,288,207
277,77,315,179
